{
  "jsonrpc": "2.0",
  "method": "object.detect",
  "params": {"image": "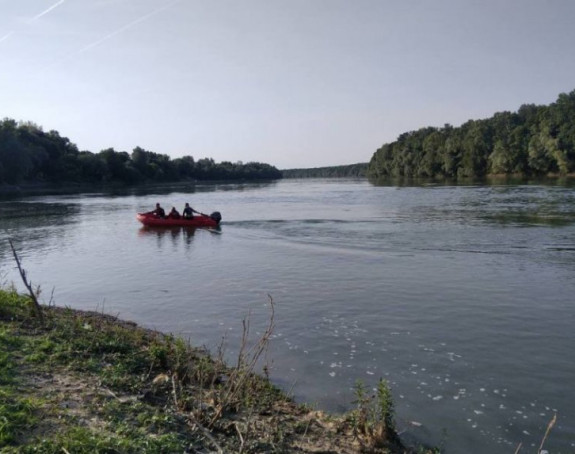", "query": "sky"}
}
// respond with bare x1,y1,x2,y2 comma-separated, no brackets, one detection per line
1,1,575,169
